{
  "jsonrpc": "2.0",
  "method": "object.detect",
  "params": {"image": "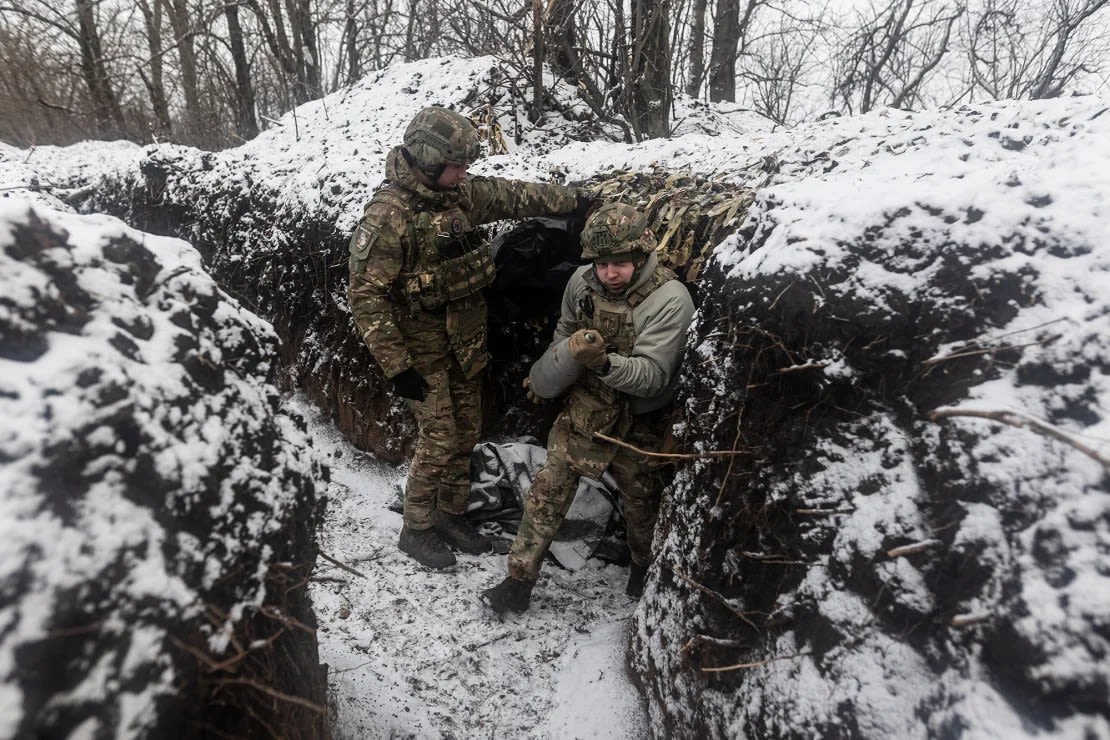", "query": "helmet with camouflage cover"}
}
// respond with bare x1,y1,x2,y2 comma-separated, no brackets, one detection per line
580,202,656,261
403,106,482,171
